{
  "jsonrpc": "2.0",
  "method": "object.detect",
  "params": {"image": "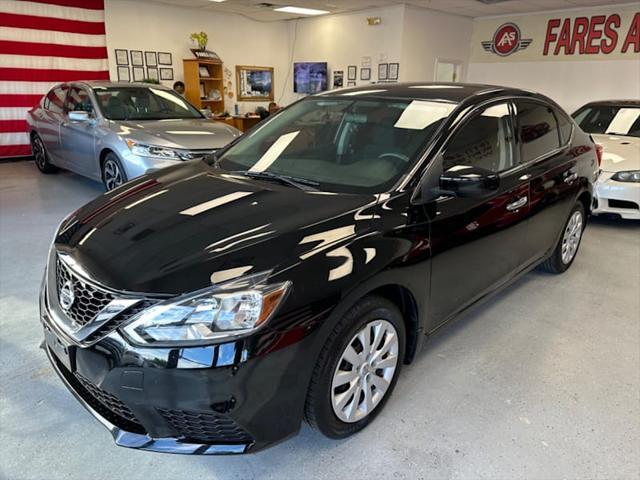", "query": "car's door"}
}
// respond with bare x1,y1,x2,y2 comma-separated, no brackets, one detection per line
37,85,68,163
60,86,97,177
512,100,578,263
424,101,531,329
